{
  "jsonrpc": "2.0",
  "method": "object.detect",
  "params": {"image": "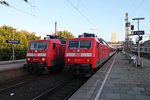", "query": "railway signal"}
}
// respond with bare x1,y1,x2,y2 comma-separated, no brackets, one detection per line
131,25,134,30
